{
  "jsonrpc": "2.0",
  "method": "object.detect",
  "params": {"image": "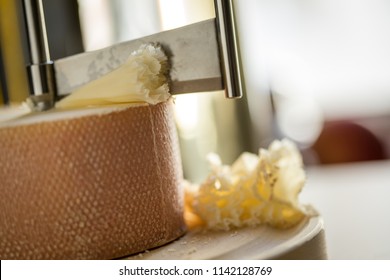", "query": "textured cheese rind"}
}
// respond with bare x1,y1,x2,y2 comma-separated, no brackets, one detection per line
0,100,185,259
